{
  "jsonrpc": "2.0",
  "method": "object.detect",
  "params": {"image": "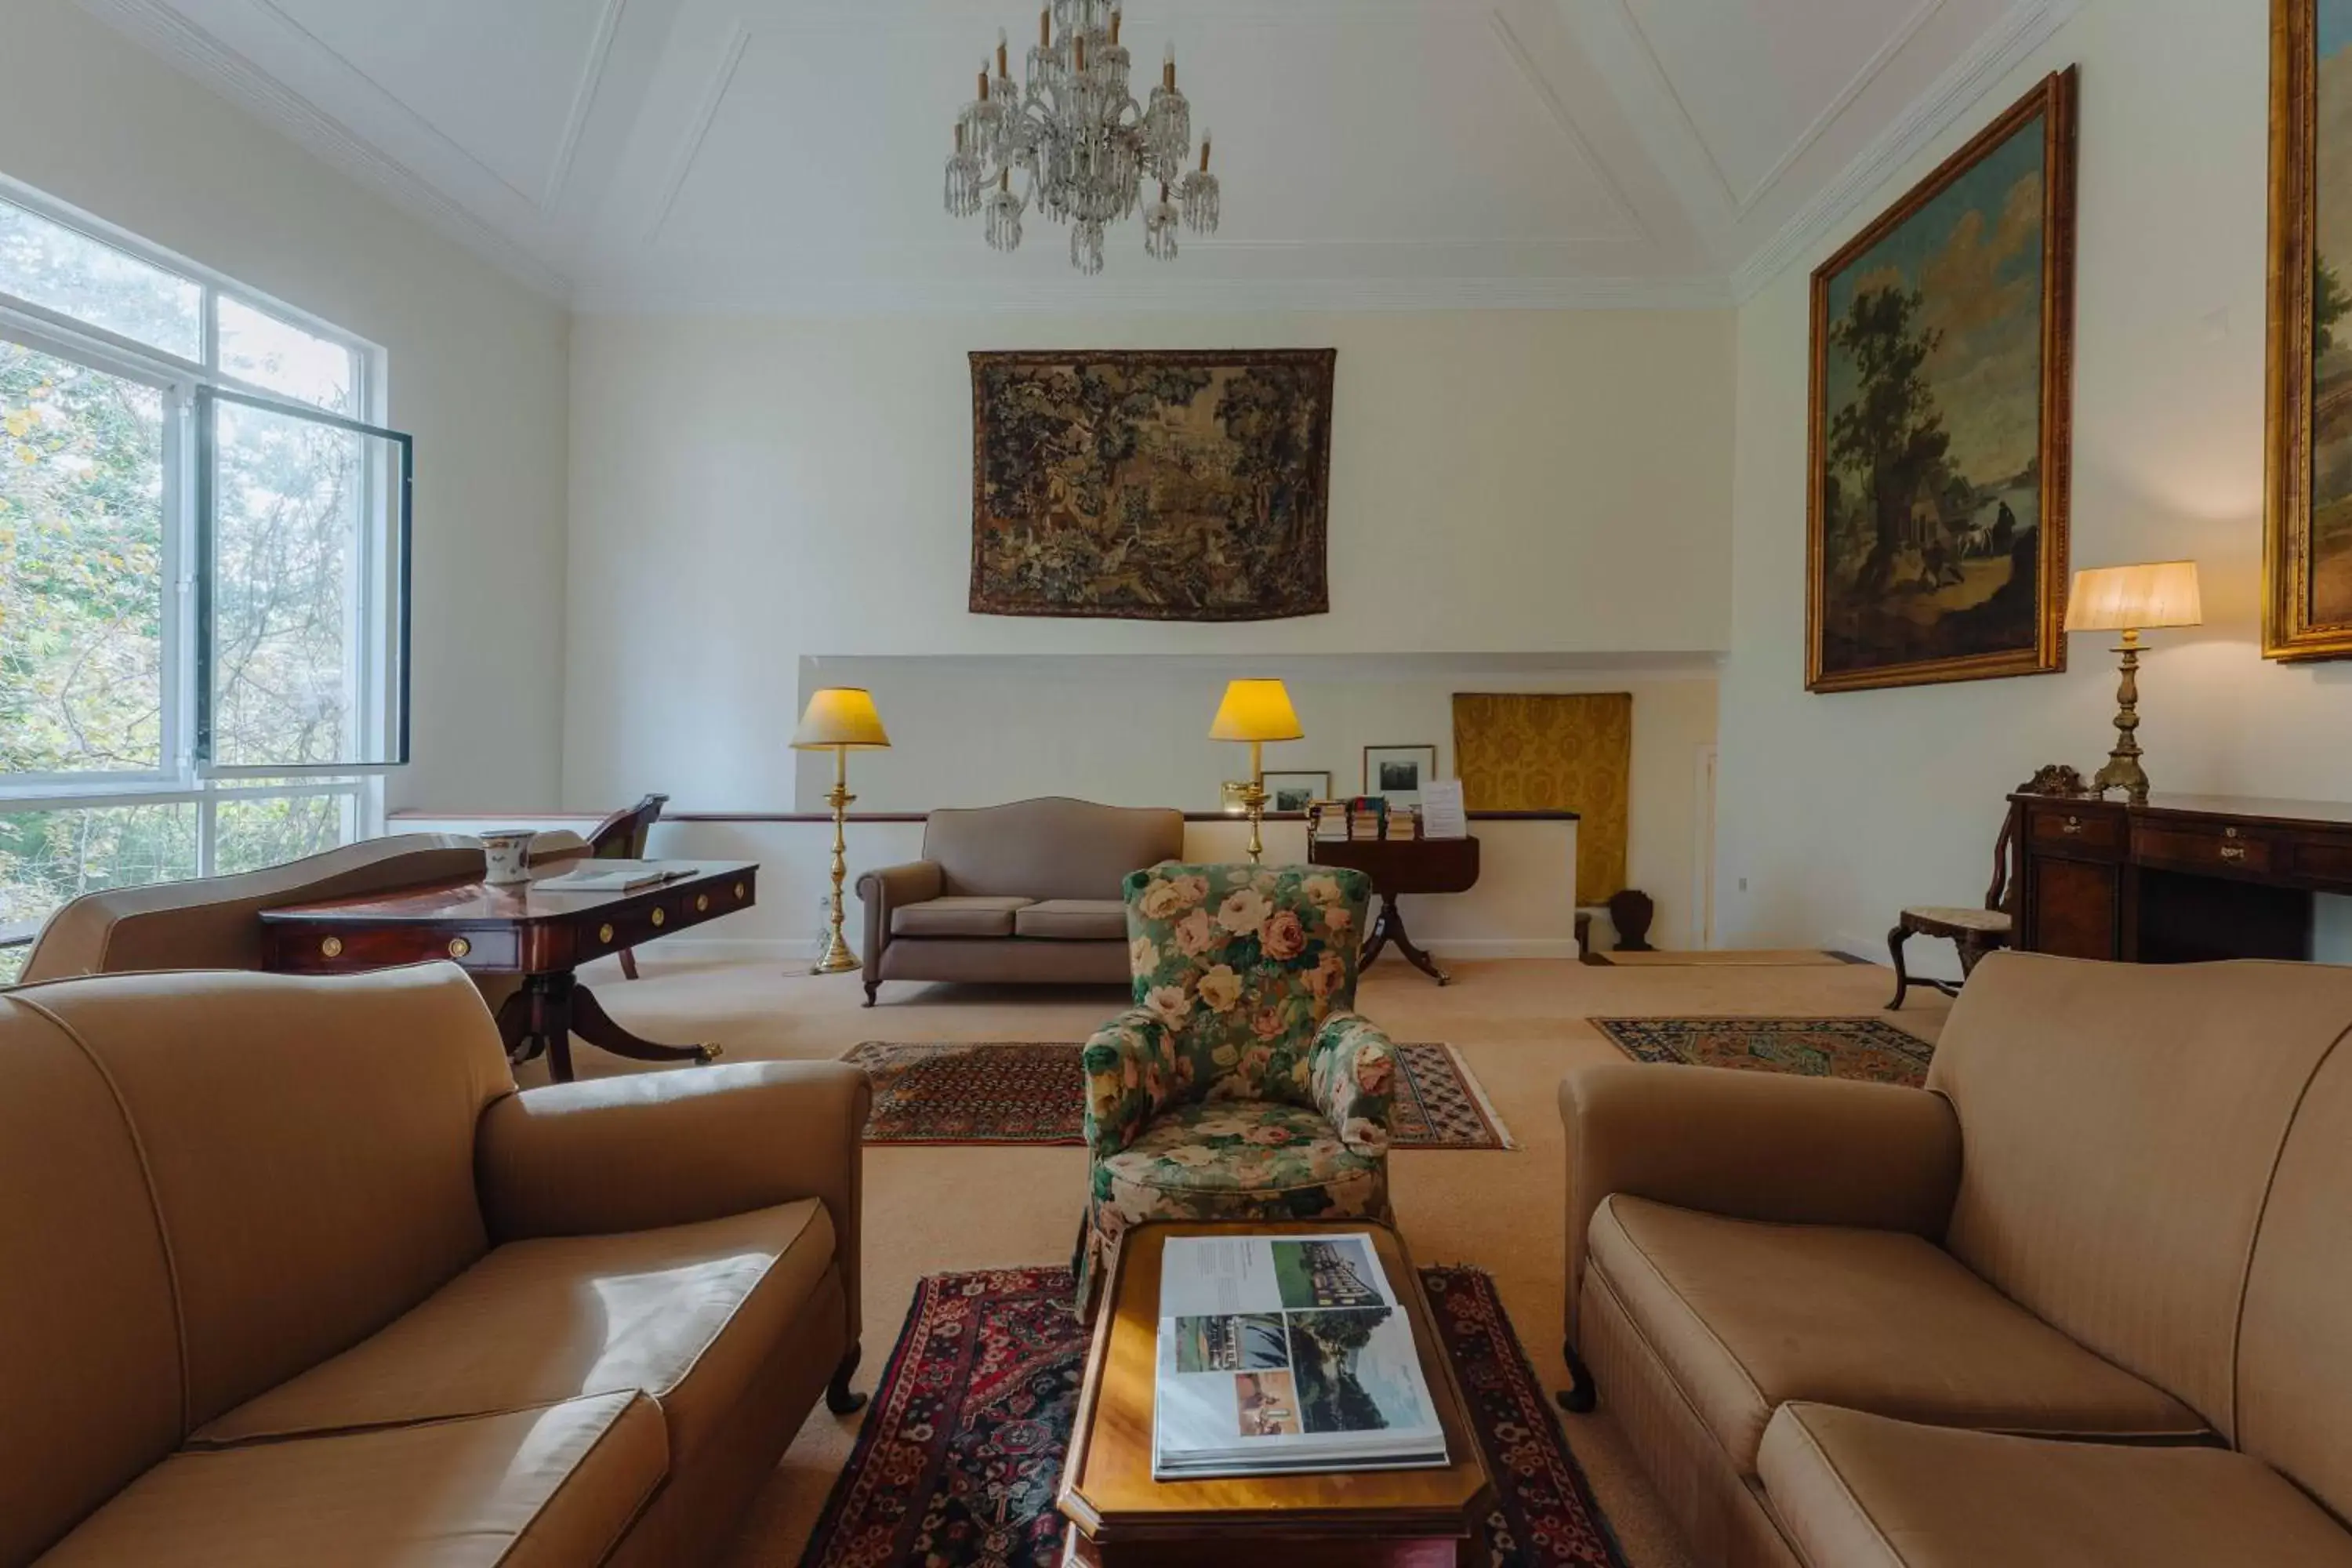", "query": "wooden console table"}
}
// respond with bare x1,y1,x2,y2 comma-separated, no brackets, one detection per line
2011,793,2352,963
262,860,757,1081
1308,837,1480,985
